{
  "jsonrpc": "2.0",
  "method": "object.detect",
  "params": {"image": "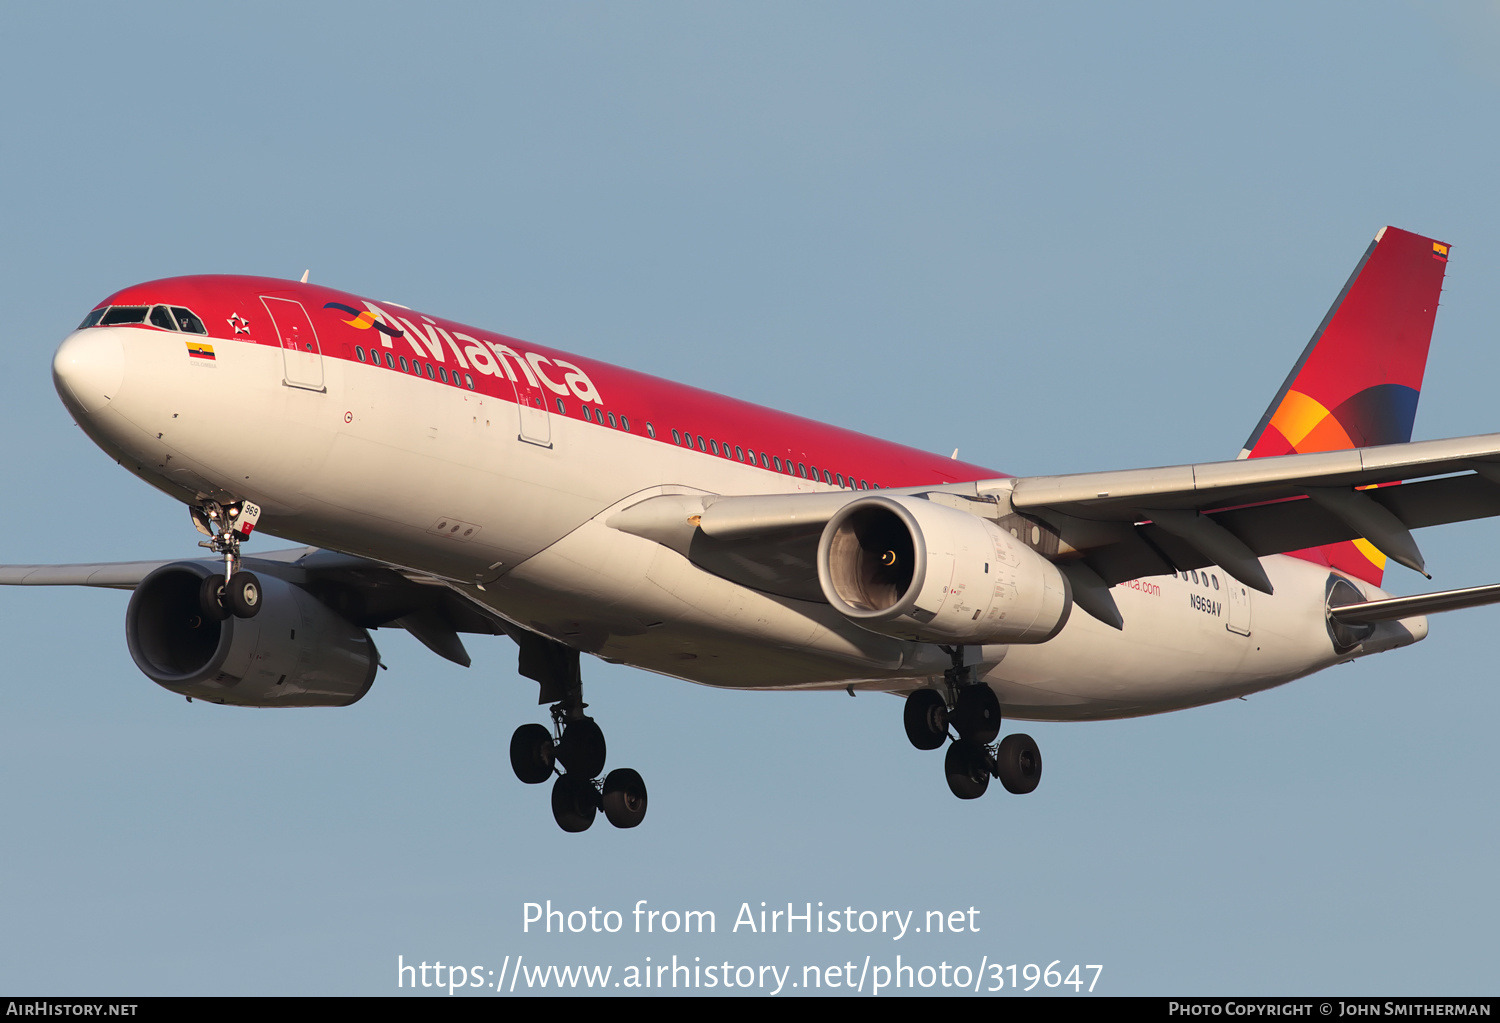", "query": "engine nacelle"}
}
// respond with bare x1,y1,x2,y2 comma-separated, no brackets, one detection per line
817,496,1072,645
126,561,379,706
